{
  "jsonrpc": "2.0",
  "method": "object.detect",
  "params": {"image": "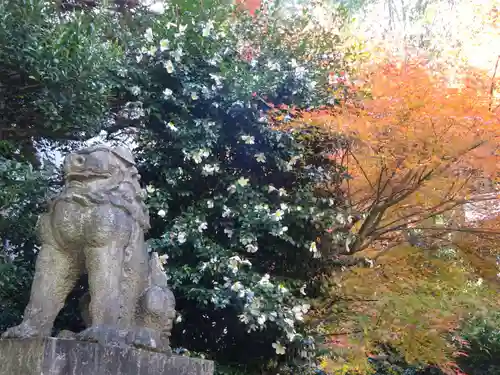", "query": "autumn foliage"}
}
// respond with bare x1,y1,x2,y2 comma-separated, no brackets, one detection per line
271,58,500,372
279,59,499,255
